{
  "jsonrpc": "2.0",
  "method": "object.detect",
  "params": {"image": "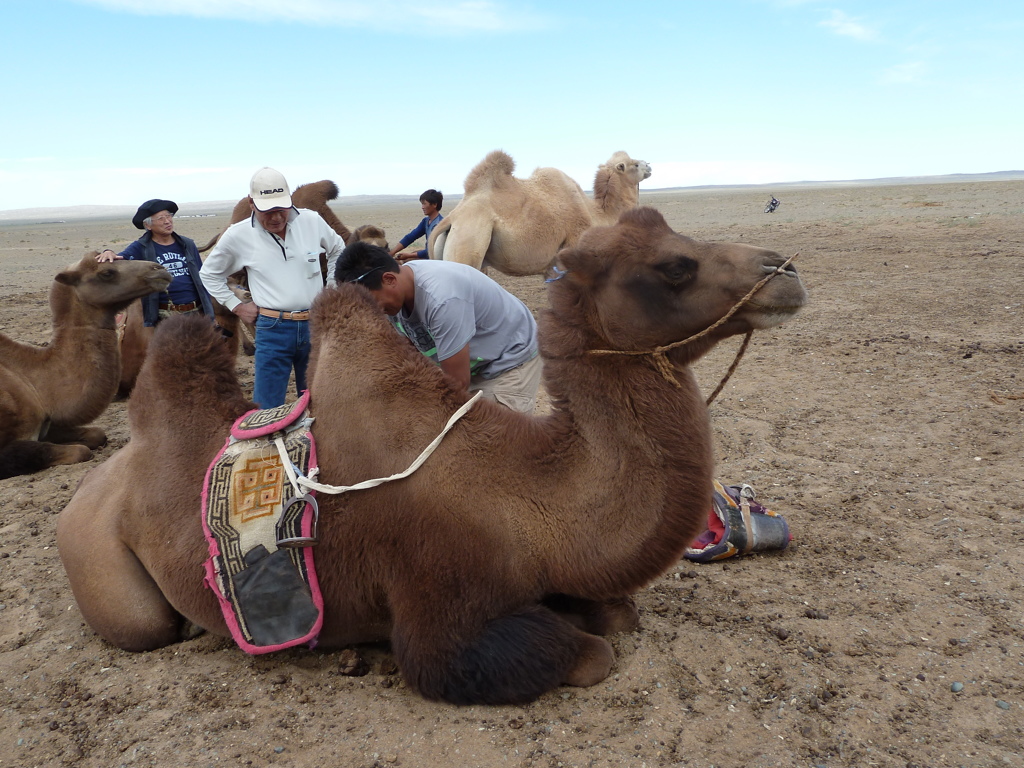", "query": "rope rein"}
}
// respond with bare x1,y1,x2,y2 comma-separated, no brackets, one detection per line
588,253,798,404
